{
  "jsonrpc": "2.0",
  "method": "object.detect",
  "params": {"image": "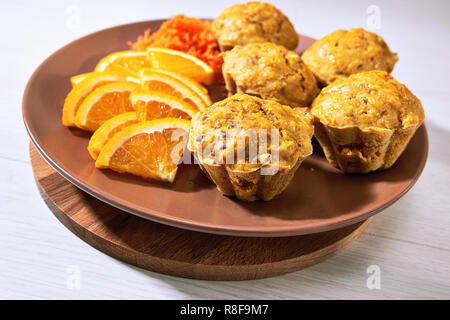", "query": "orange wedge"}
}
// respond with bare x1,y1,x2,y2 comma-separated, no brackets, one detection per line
140,69,211,110
95,51,151,76
95,118,191,182
70,72,92,87
155,69,212,107
62,71,140,127
130,91,198,122
74,81,142,131
147,47,214,85
87,112,139,160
